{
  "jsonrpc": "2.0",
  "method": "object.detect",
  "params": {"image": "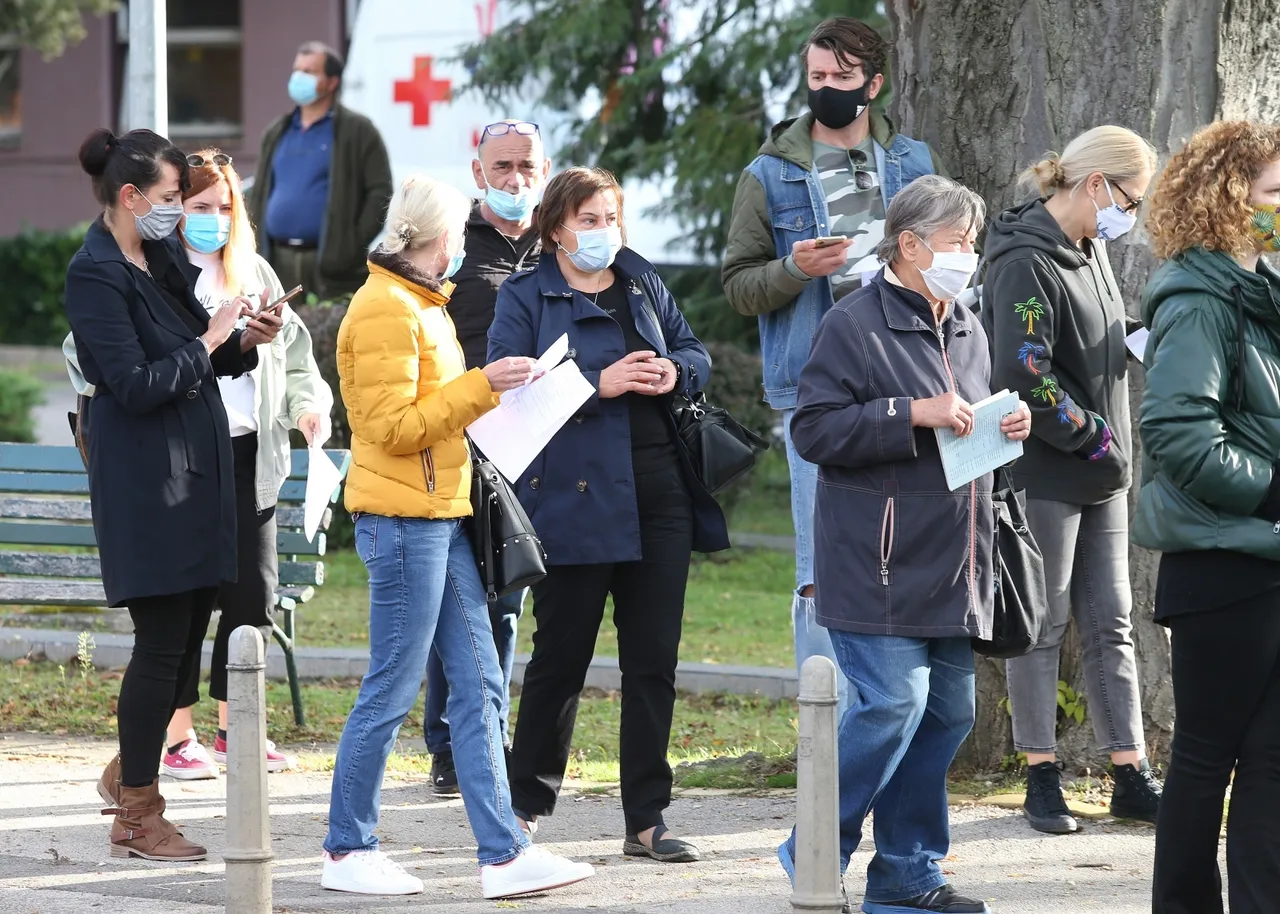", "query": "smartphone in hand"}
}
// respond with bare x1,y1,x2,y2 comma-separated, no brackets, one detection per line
813,235,849,248
260,285,303,315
